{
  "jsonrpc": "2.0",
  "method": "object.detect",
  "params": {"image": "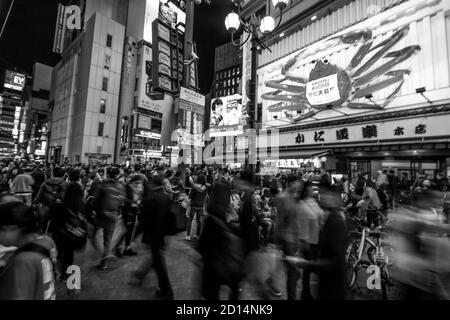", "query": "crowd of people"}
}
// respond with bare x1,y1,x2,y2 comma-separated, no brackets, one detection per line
0,159,450,300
